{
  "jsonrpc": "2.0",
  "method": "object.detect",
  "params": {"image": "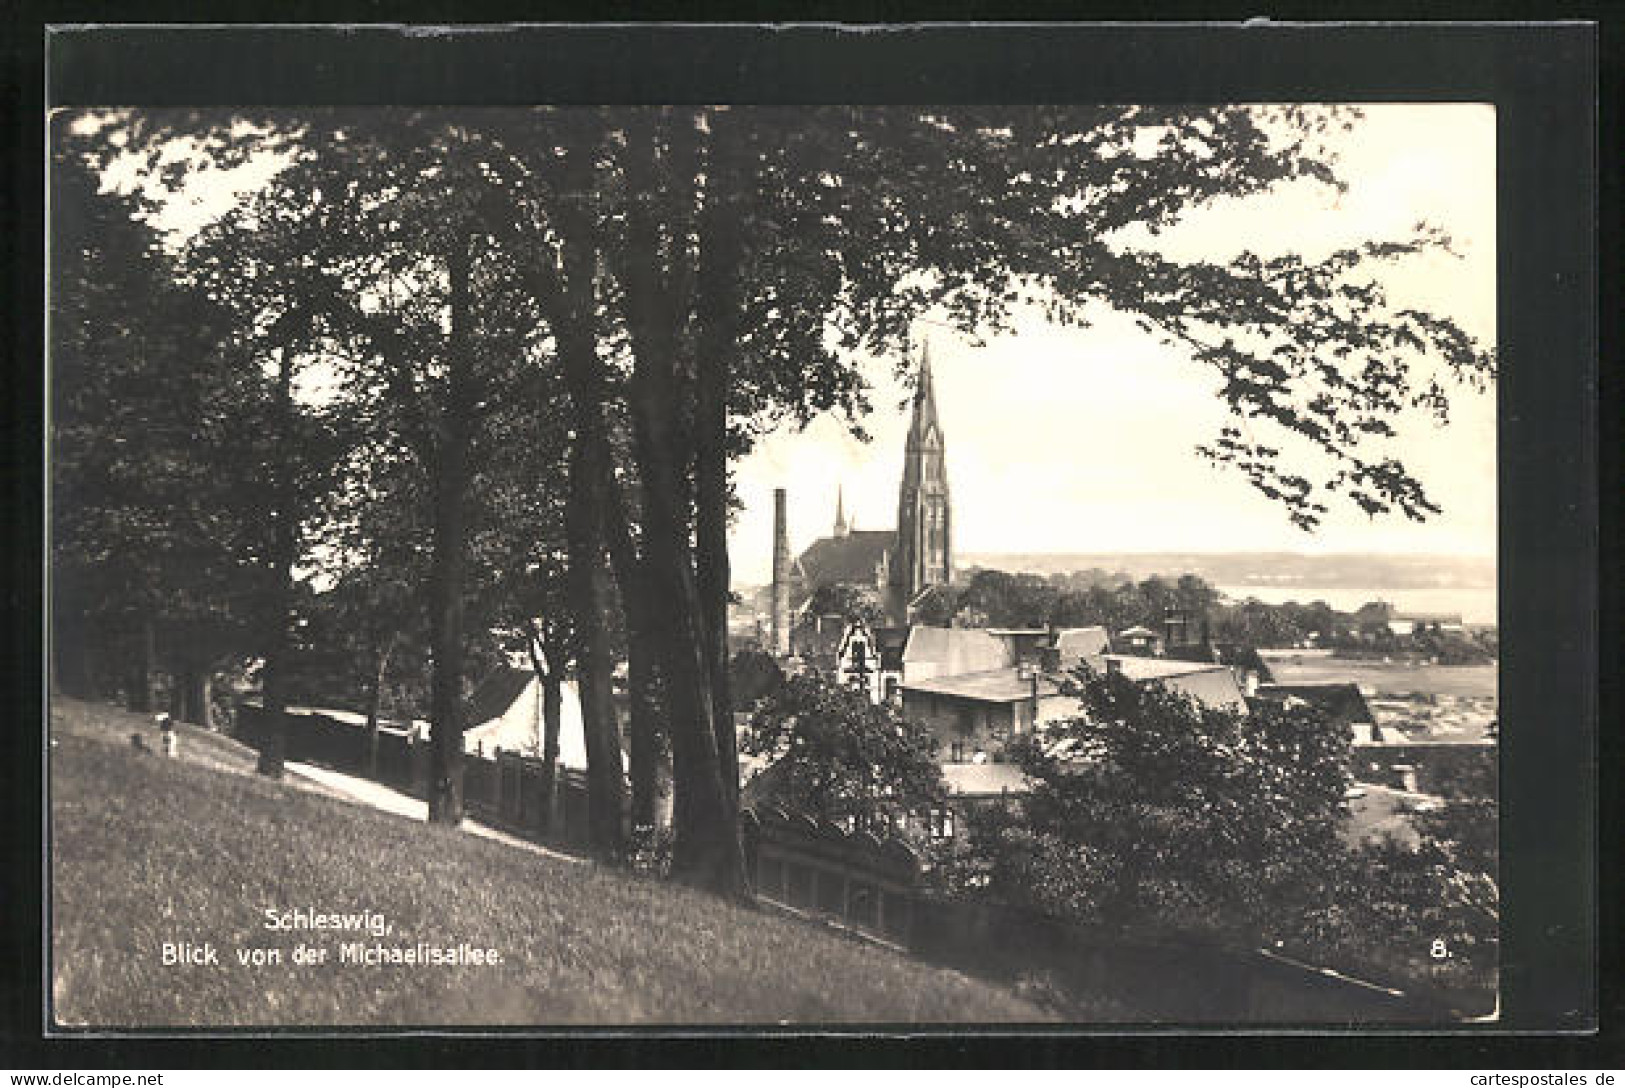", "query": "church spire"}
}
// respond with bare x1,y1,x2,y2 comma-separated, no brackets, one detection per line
907,336,942,449
894,335,952,618
834,483,849,538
